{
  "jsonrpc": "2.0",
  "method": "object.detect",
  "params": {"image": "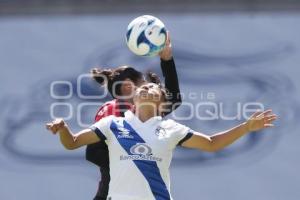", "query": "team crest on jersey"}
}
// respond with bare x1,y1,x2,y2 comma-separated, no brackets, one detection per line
155,126,167,138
